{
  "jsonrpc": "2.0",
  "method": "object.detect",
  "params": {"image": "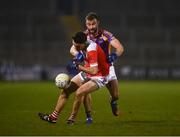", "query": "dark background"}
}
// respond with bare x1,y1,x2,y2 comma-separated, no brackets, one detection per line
0,0,180,80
